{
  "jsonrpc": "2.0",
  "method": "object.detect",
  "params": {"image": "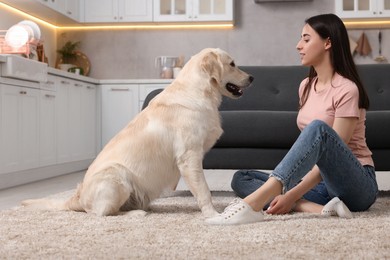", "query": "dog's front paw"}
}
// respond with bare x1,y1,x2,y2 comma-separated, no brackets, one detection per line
202,208,219,218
